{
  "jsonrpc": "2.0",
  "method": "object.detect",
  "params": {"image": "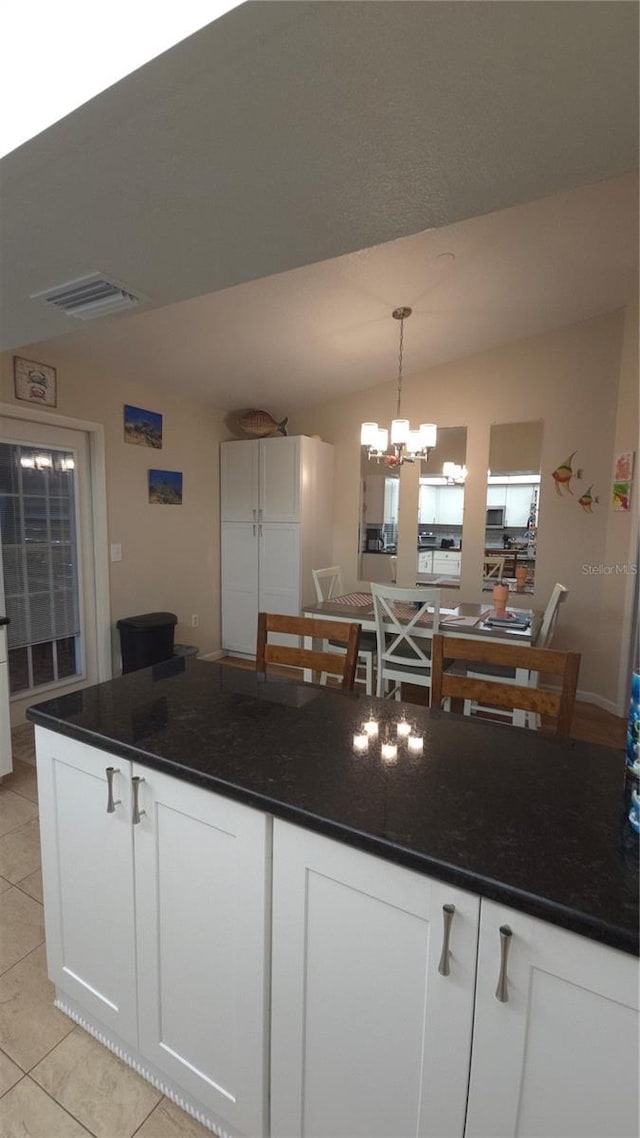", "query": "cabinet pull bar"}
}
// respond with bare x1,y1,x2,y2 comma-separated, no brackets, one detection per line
495,924,513,1002
105,767,121,814
438,903,456,975
252,524,257,536
252,509,257,522
132,776,146,824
